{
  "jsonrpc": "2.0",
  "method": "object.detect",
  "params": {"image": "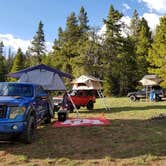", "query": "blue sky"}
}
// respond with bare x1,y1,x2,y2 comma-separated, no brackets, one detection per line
0,0,165,52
